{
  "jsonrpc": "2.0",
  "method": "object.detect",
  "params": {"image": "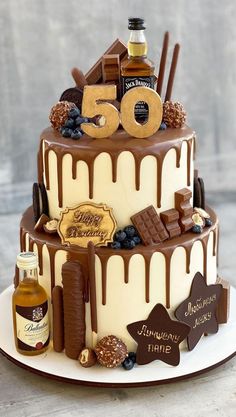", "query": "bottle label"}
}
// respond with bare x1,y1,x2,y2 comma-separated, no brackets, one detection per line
121,76,155,120
15,301,50,351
